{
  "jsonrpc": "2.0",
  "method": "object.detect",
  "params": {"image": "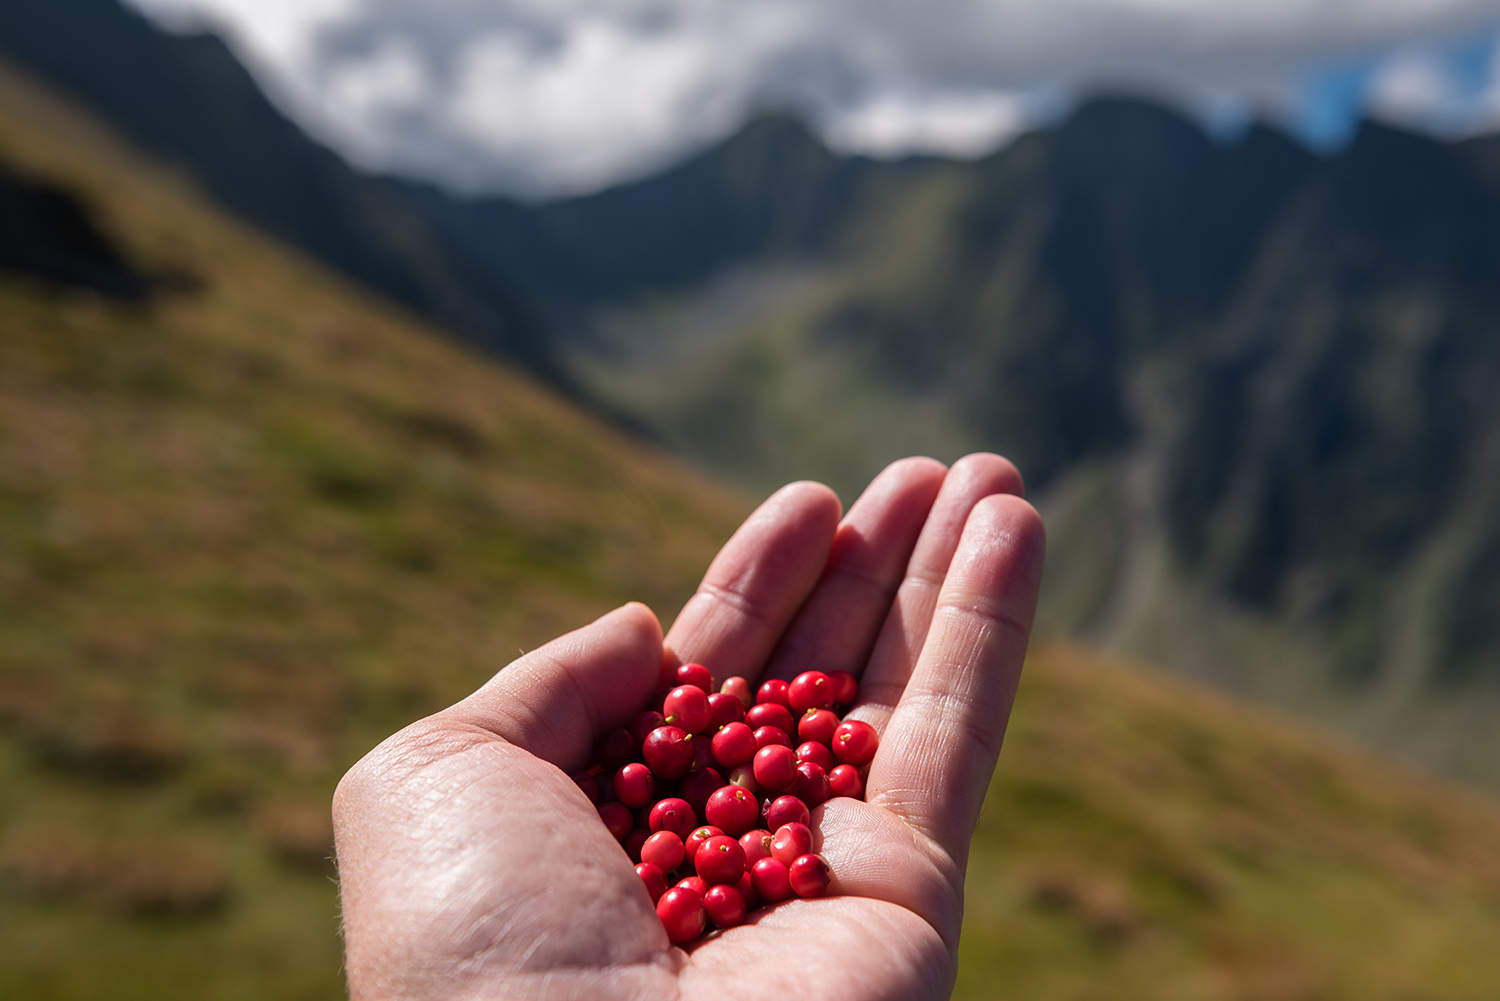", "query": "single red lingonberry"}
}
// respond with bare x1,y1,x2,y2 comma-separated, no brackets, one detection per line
752,744,797,791
720,676,753,710
831,719,879,766
790,760,831,807
756,678,790,708
631,710,666,746
704,784,759,836
637,861,668,904
614,763,655,808
597,801,633,841
829,670,858,706
764,794,810,831
752,725,791,750
745,702,795,734
664,685,712,734
678,767,725,818
795,741,835,771
641,830,686,872
625,828,650,861
695,834,746,886
787,671,835,713
727,764,759,793
684,825,724,865
828,763,864,798
706,692,745,729
750,857,793,902
739,828,773,867
711,722,756,769
657,886,707,944
641,725,694,779
690,733,716,772
735,870,760,911
798,708,839,745
675,875,709,899
648,798,698,838
675,663,714,694
771,822,813,865
703,883,747,928
789,853,831,898
596,728,636,770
